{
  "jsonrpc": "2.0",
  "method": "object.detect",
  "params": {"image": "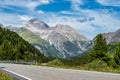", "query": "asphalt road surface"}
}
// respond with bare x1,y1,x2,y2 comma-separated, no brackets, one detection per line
0,63,120,80
0,67,28,80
